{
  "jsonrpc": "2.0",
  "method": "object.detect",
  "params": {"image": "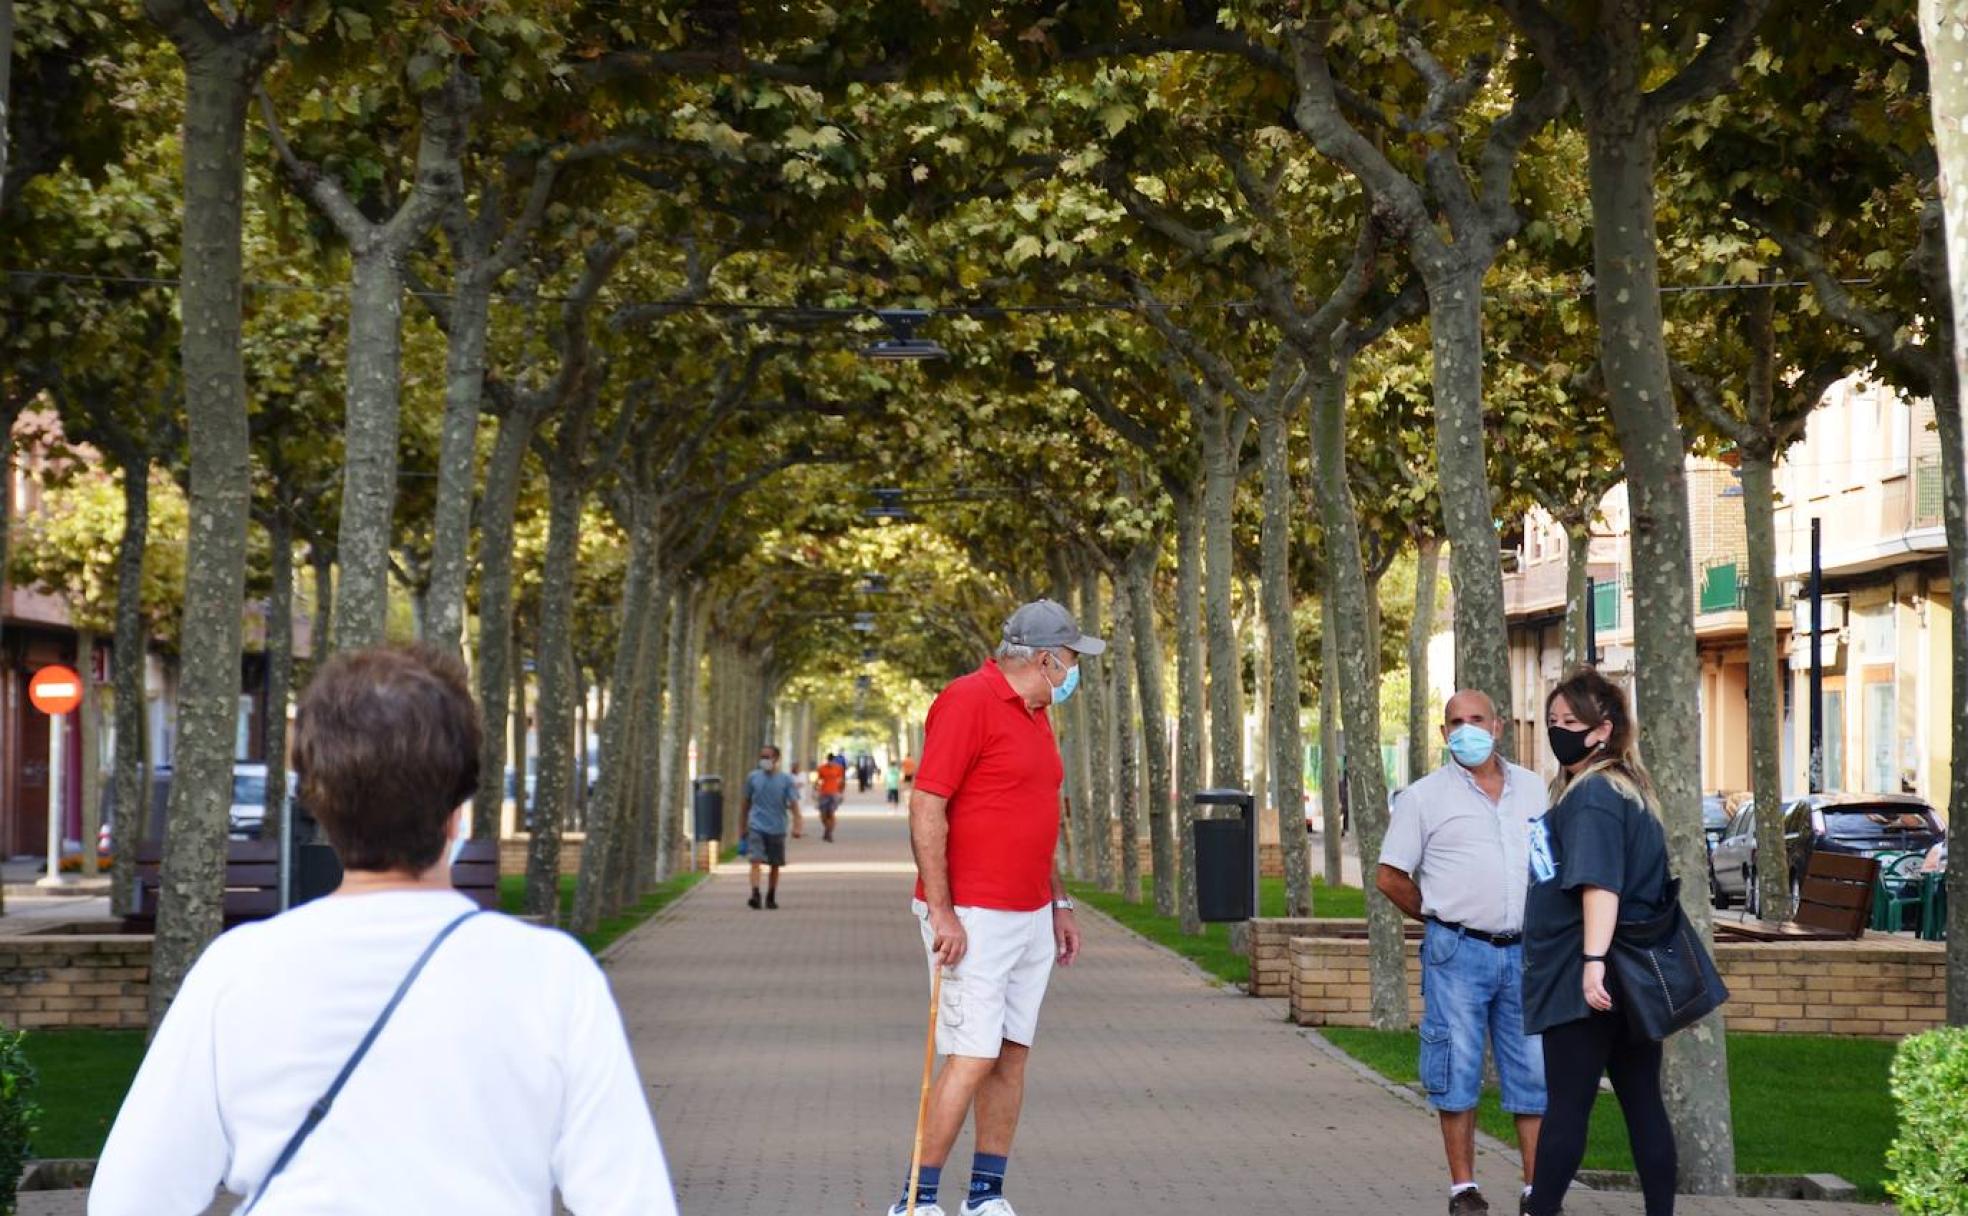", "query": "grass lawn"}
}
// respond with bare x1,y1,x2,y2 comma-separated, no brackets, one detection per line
497,869,706,954
12,871,708,1165
16,1029,146,1160
1066,874,1365,987
1320,1027,1899,1200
